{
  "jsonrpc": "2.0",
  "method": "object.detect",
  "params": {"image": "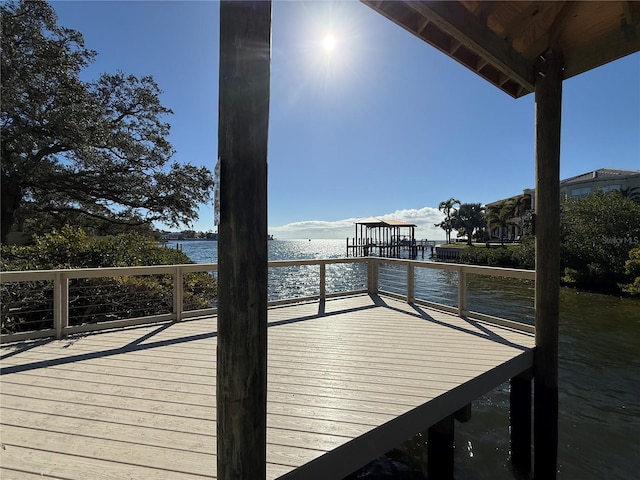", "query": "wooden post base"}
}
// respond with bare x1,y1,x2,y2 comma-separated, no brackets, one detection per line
428,415,455,479
511,370,533,477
